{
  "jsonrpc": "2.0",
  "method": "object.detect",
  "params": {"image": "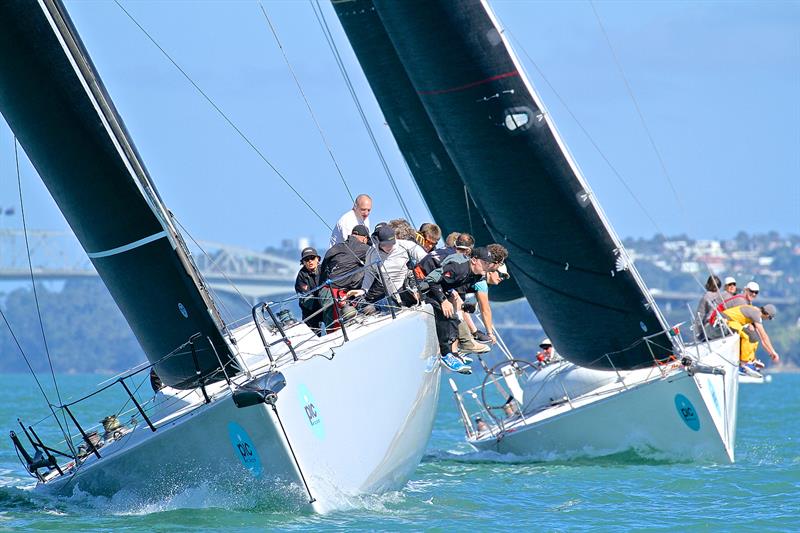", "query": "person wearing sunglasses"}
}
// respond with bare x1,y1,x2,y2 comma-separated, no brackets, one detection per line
721,302,780,376
723,276,738,297
295,246,322,324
